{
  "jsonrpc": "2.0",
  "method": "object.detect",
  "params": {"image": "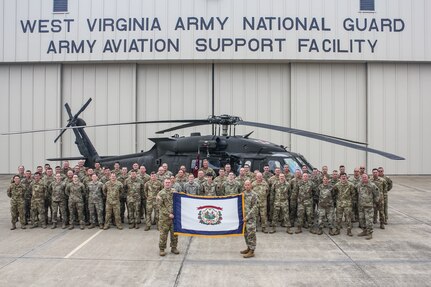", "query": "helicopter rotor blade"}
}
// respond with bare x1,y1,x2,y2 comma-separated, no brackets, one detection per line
155,122,211,134
238,120,405,160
